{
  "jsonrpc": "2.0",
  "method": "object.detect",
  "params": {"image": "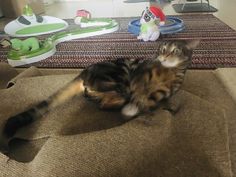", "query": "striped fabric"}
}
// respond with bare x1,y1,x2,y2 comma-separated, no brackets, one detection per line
0,14,235,69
